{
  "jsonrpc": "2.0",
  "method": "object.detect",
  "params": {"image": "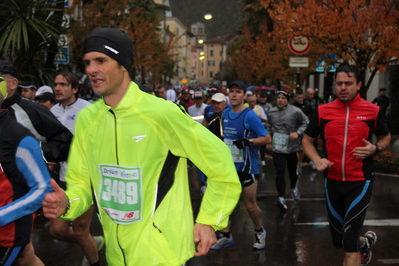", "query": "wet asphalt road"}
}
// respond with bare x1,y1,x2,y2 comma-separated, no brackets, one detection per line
33,159,399,265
